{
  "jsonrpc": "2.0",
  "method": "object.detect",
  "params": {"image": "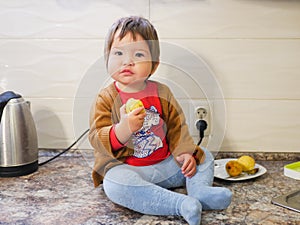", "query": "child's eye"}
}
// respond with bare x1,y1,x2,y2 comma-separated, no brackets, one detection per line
114,51,123,56
135,52,145,58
